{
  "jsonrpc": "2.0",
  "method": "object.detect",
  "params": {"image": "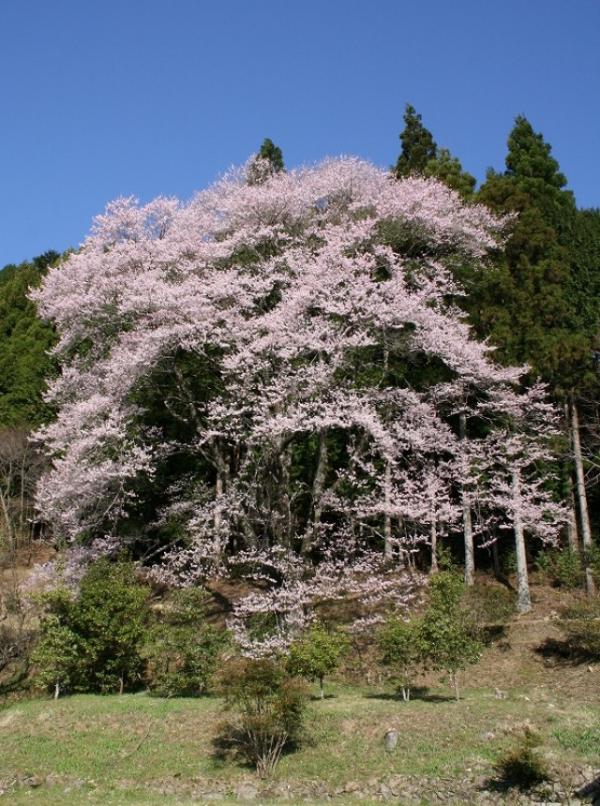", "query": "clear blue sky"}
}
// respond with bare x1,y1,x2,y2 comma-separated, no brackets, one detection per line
1,0,599,267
